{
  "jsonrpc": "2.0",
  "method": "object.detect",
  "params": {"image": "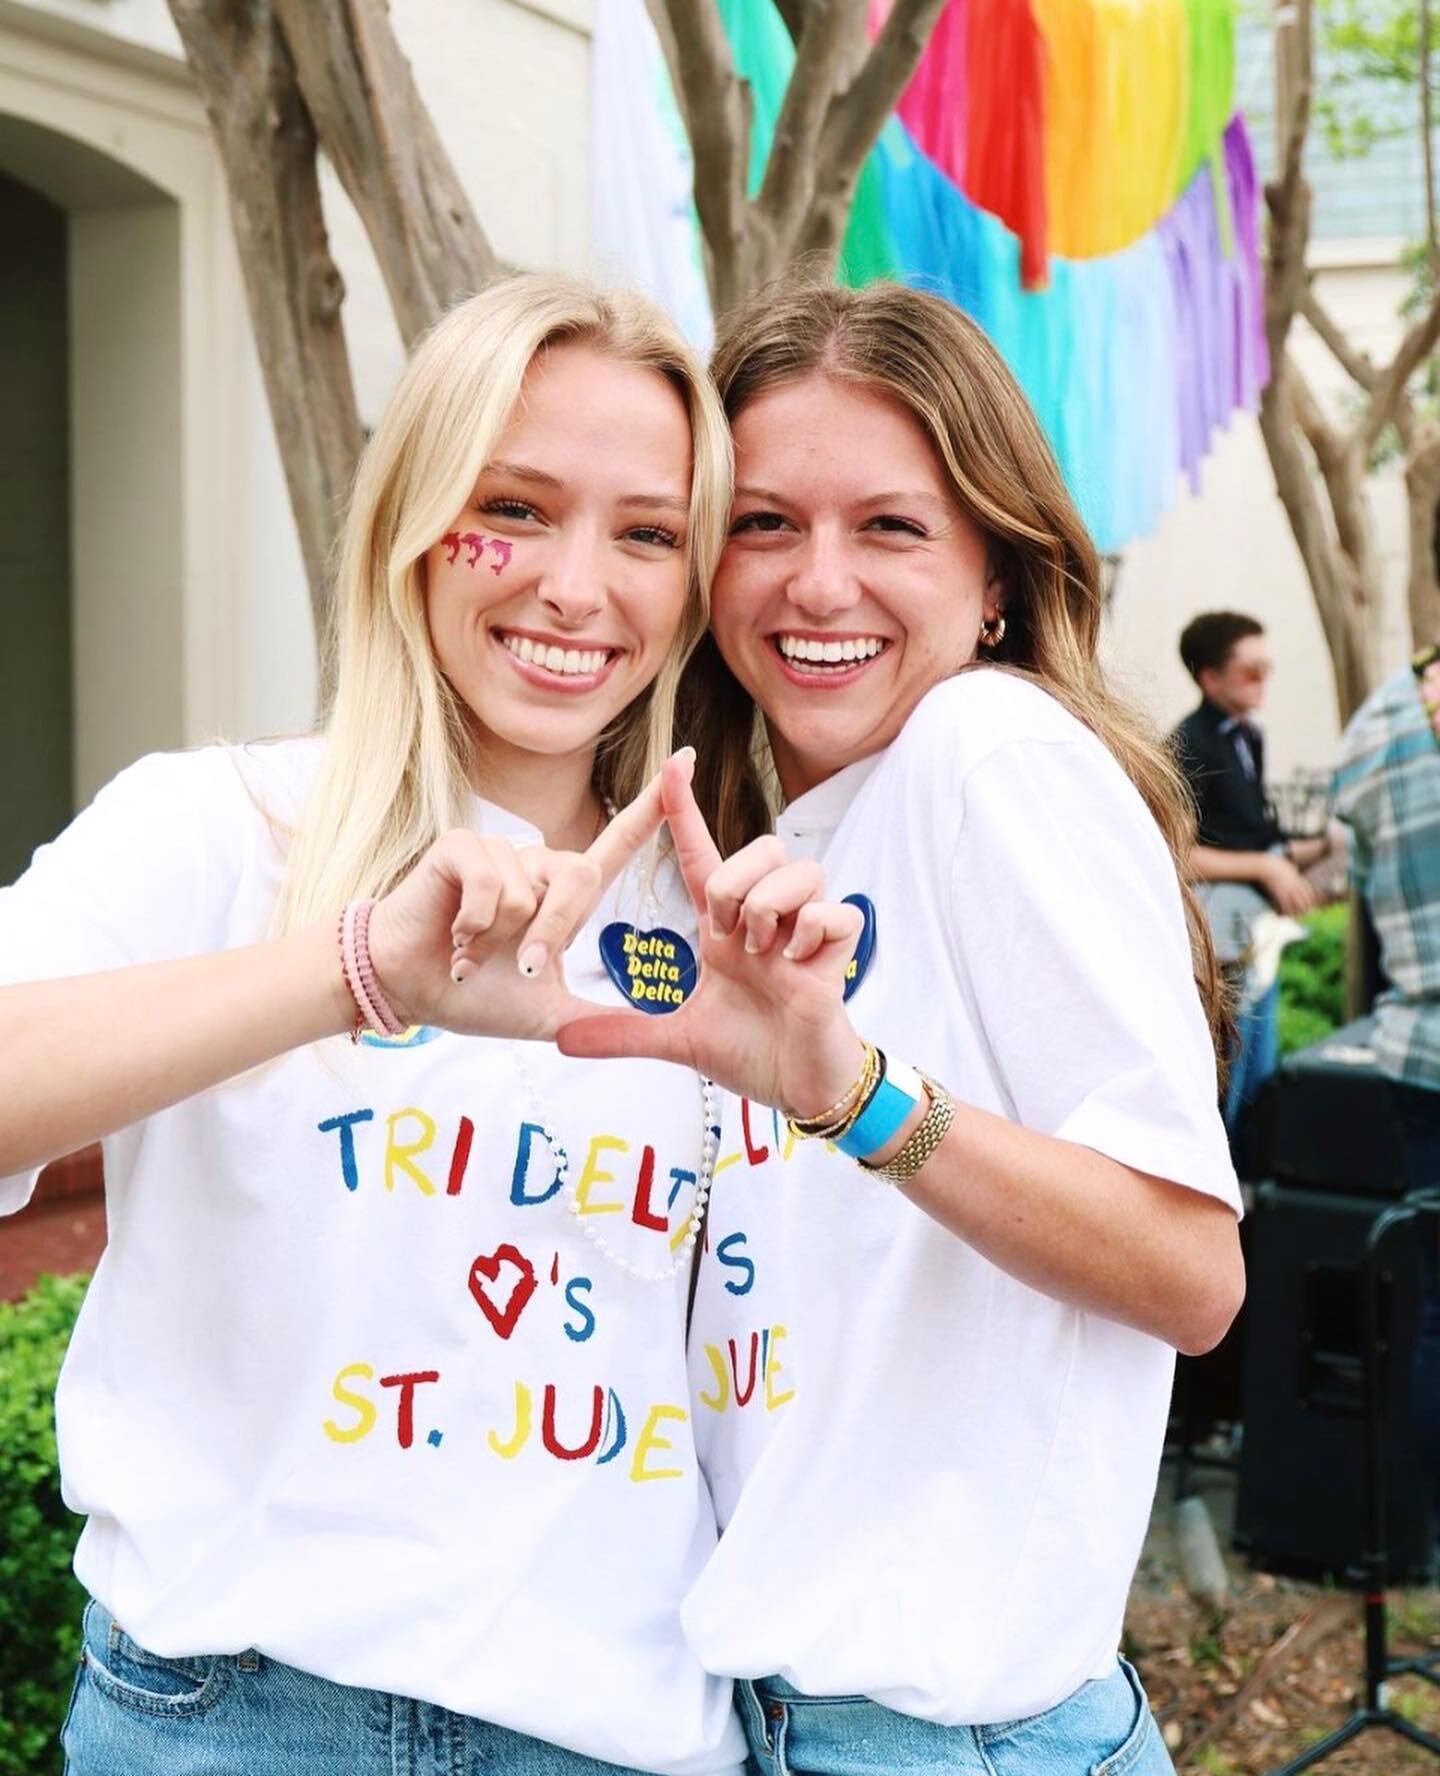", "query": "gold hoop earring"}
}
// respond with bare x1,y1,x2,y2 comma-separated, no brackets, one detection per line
980,614,1006,649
